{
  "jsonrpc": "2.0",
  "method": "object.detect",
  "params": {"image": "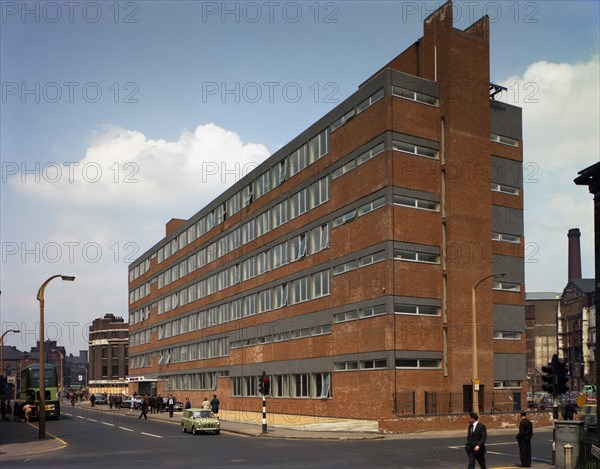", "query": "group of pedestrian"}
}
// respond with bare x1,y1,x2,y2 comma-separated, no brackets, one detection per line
1,399,35,423
134,394,220,420
200,395,220,415
465,411,533,469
